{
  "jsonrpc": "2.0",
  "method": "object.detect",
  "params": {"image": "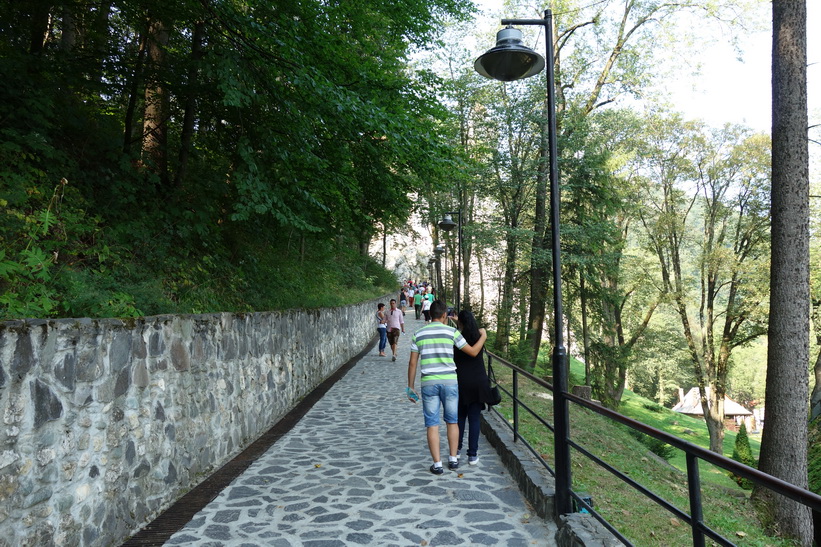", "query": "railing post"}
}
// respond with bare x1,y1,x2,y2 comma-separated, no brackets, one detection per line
686,453,706,547
513,370,520,443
